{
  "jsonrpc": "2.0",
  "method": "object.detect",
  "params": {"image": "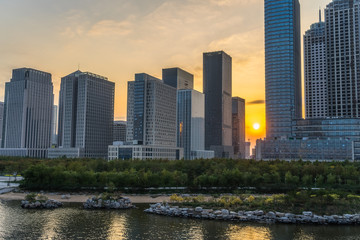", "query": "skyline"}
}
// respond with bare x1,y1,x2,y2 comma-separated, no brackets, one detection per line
0,0,331,146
